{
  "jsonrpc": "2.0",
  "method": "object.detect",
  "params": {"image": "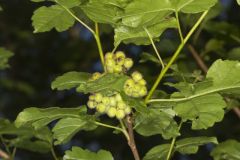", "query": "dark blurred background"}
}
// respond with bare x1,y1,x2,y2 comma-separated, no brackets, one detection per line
0,0,239,160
